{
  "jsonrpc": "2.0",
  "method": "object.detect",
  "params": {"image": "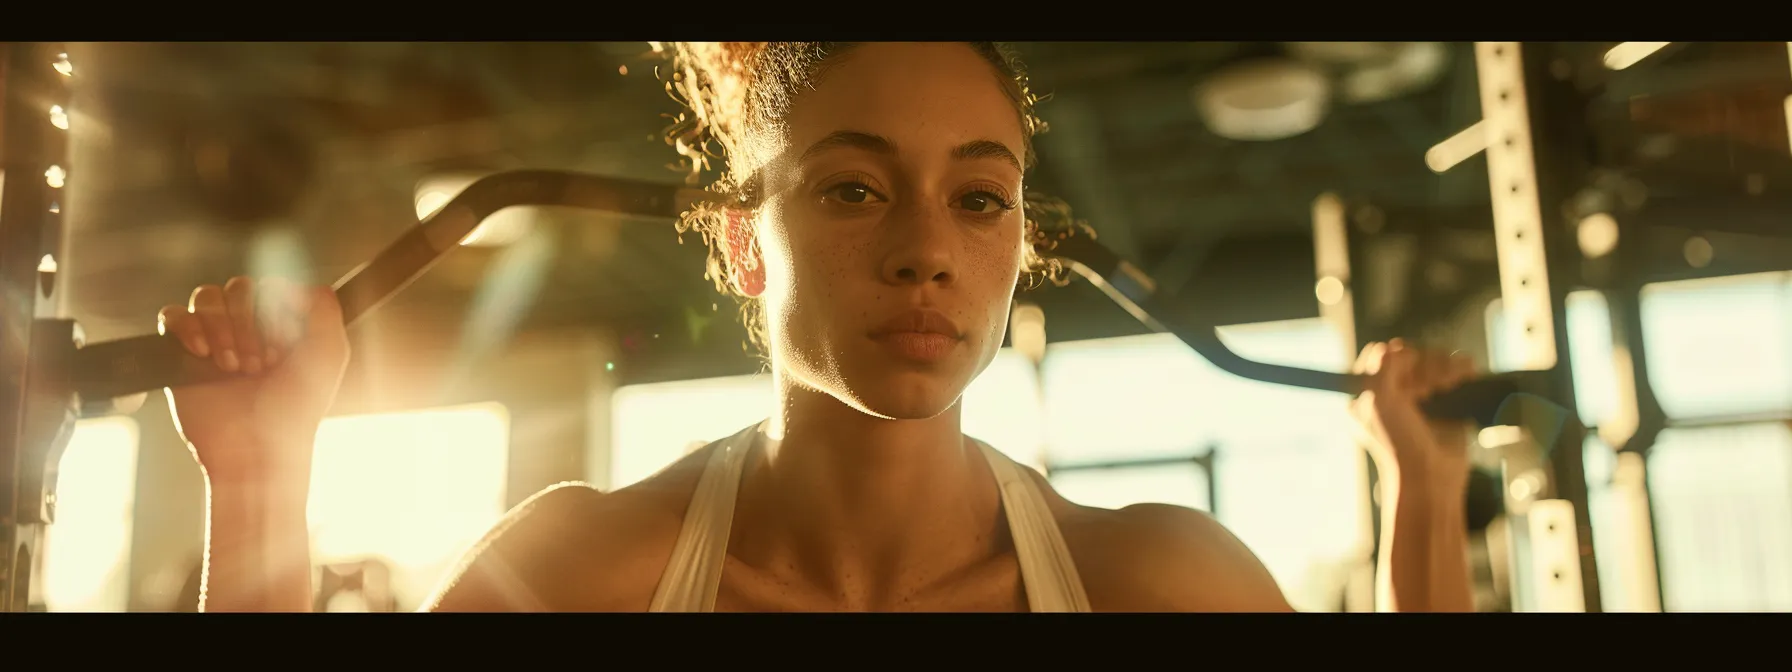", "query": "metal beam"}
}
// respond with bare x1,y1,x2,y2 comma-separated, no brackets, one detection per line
0,43,74,612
